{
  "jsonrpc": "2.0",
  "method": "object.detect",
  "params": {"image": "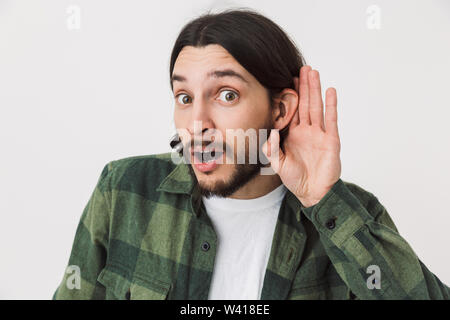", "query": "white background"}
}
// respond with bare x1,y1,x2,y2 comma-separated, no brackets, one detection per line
0,0,449,299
